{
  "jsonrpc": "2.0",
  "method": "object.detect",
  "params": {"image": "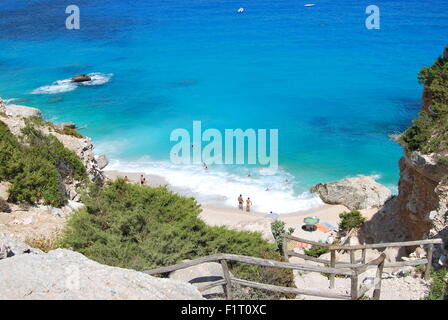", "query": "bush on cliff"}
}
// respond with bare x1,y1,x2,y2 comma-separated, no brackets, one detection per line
61,179,295,299
0,121,22,180
0,120,86,207
400,55,448,153
427,268,448,300
338,210,366,233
